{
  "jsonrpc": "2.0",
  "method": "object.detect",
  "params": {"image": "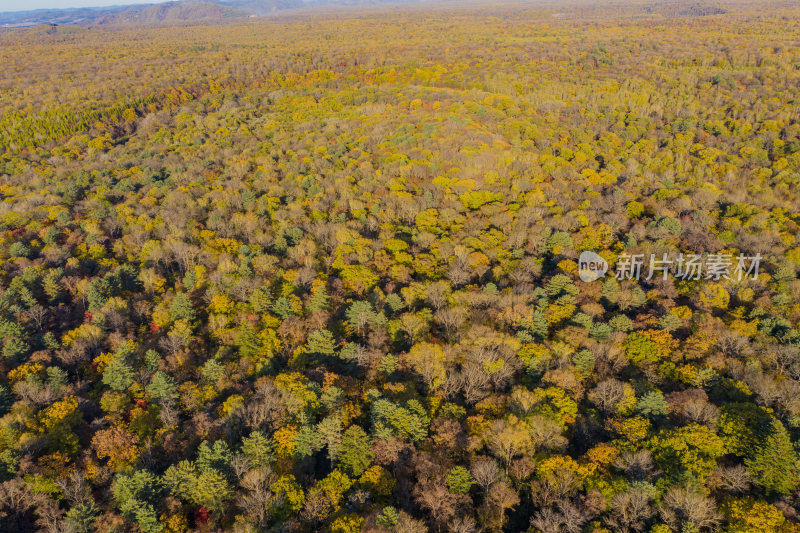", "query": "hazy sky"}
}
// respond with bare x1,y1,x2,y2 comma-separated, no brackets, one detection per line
0,0,171,12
